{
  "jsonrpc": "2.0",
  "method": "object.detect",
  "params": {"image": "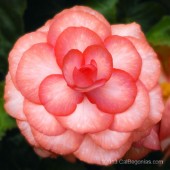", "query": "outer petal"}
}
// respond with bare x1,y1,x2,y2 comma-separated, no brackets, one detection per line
142,126,161,150
4,73,26,120
90,129,131,150
148,85,164,124
87,69,137,114
57,98,114,134
34,147,55,158
69,6,110,29
104,35,142,80
55,27,103,67
48,10,111,46
17,120,39,147
39,74,84,116
127,37,161,90
16,43,61,104
24,100,65,136
9,32,46,87
138,85,164,131
74,135,132,166
32,129,83,155
84,45,113,81
110,81,150,132
111,22,146,40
